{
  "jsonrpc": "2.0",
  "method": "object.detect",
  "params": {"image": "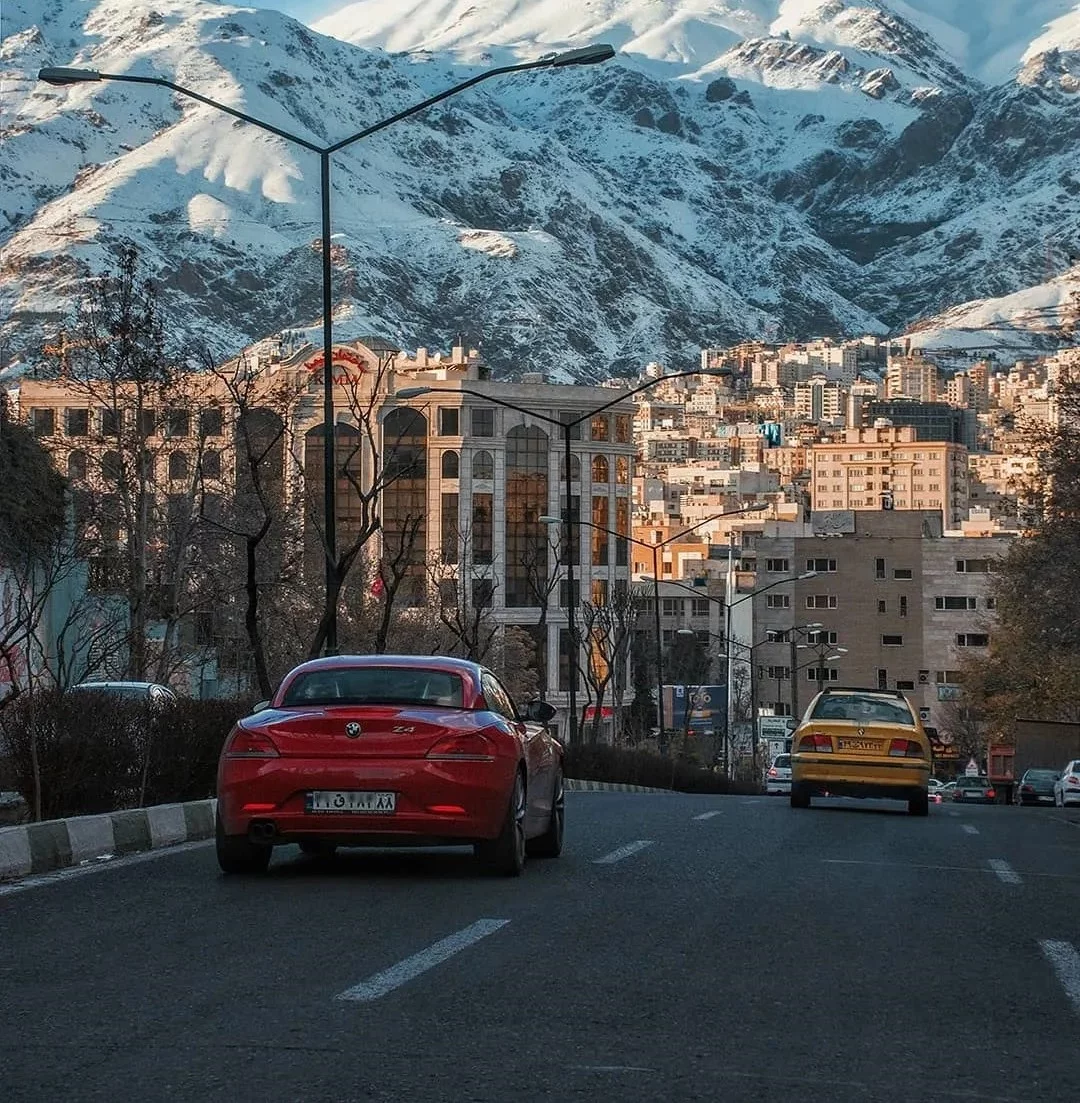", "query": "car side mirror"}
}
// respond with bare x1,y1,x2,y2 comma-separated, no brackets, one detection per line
252,700,271,713
524,699,557,724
